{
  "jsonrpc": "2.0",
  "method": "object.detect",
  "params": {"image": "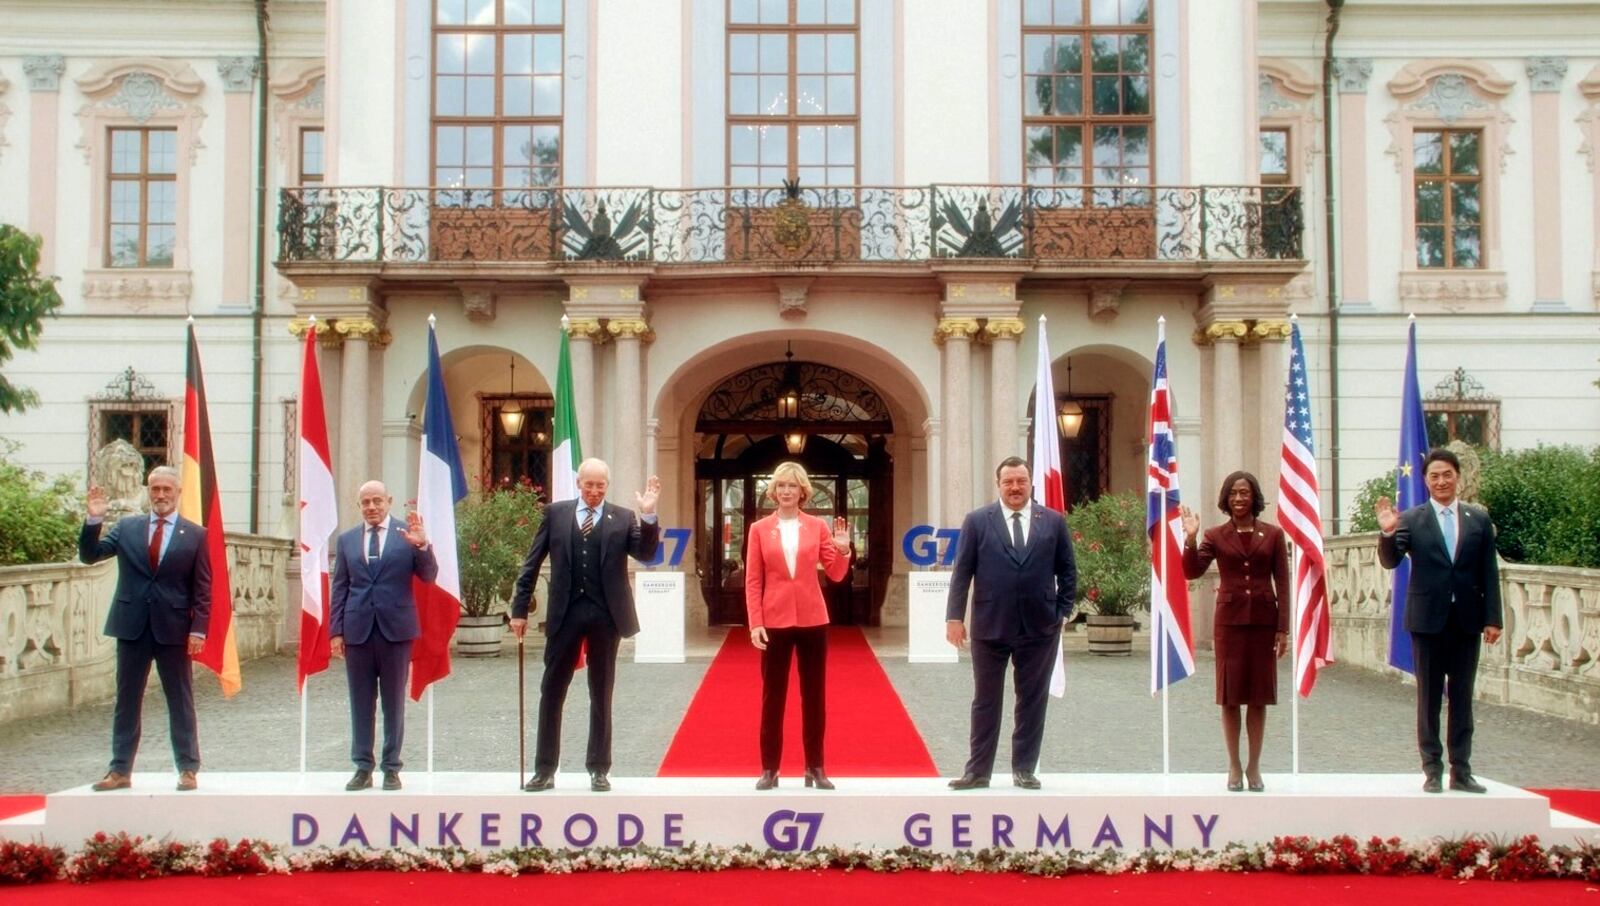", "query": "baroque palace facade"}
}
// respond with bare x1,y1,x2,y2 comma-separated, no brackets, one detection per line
1,0,1597,633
